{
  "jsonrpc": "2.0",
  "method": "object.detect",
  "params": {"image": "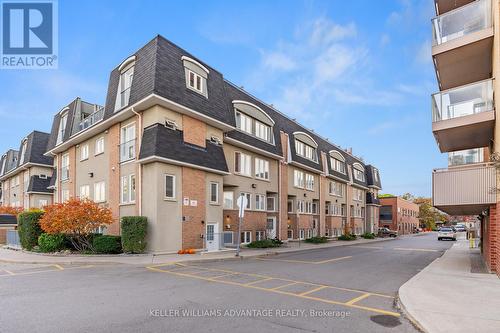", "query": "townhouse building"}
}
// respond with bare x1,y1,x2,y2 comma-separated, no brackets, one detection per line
430,0,500,275
379,196,419,235
0,132,53,209
0,35,382,253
